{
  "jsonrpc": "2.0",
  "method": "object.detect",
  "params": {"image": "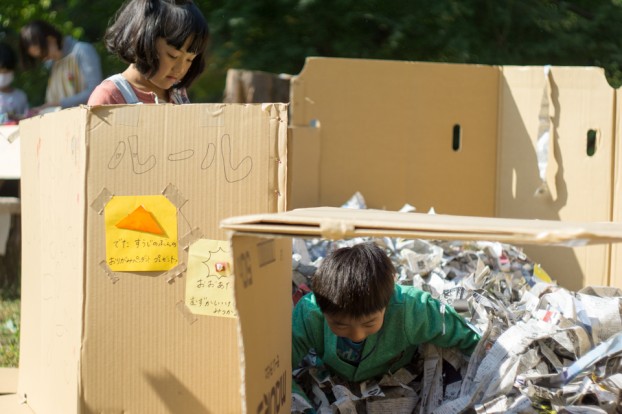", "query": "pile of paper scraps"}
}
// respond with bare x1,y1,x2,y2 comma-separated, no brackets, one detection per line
290,193,622,414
